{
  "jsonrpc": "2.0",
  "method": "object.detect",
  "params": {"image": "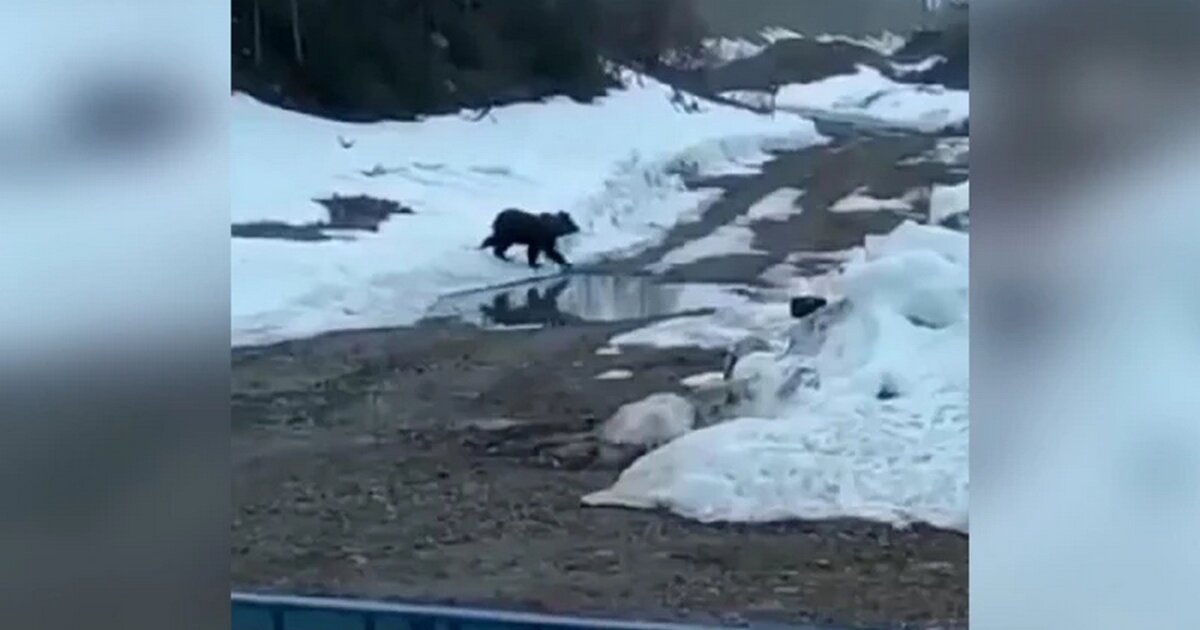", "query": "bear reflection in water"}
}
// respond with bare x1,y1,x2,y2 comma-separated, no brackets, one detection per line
479,278,584,328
